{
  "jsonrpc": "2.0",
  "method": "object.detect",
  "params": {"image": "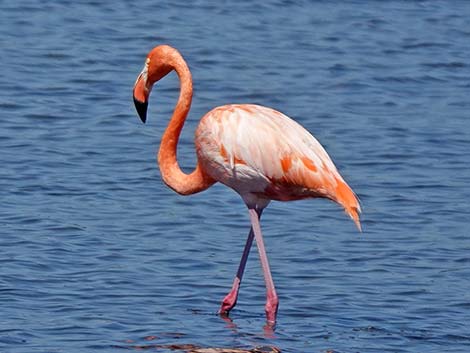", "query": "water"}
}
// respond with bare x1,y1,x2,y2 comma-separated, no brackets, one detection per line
1,1,470,352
